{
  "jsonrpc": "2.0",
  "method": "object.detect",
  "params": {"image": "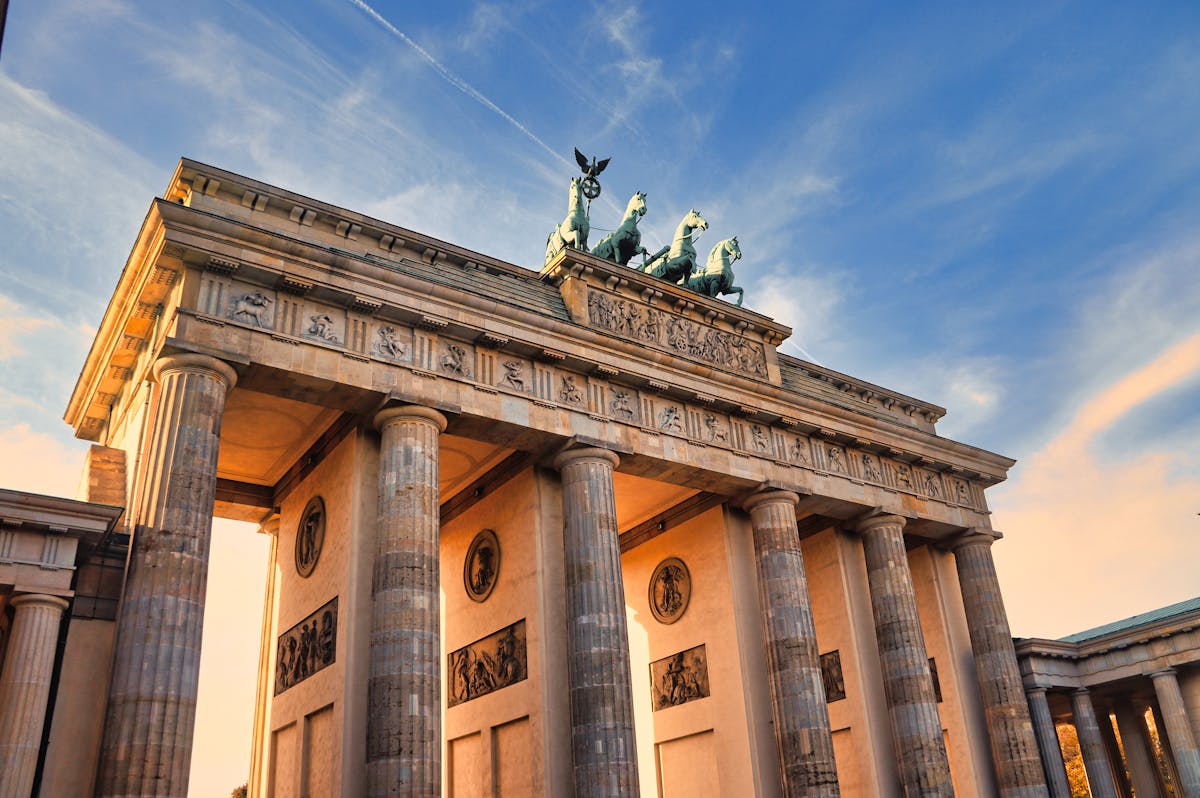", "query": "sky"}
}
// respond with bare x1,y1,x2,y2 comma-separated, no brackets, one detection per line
1,0,1198,793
